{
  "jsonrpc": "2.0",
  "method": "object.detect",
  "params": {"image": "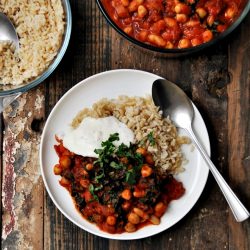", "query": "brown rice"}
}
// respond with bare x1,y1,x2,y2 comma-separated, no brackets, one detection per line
0,0,65,85
72,96,189,174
